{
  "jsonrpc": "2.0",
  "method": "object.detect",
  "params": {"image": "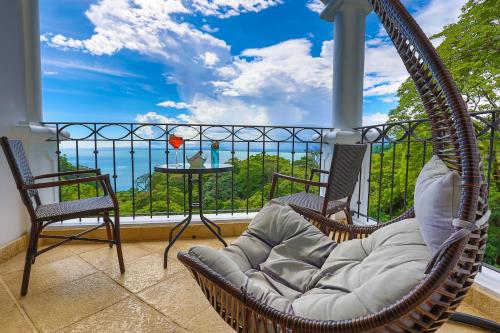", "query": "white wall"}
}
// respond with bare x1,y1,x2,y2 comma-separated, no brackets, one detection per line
0,0,41,246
